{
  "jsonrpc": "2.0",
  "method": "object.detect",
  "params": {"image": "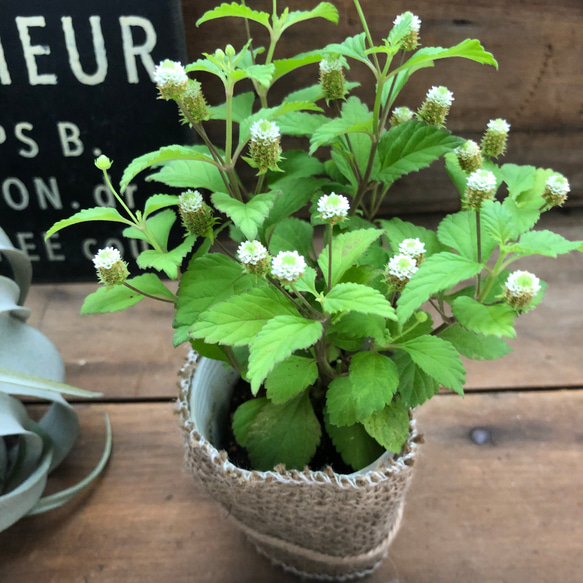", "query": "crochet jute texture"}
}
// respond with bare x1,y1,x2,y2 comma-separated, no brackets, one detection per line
177,353,421,580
